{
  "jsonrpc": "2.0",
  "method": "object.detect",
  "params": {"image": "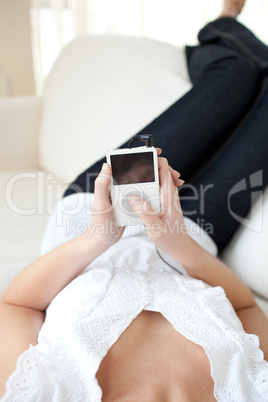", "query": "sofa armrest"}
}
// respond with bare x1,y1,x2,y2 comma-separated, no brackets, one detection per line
0,96,42,170
221,187,268,301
